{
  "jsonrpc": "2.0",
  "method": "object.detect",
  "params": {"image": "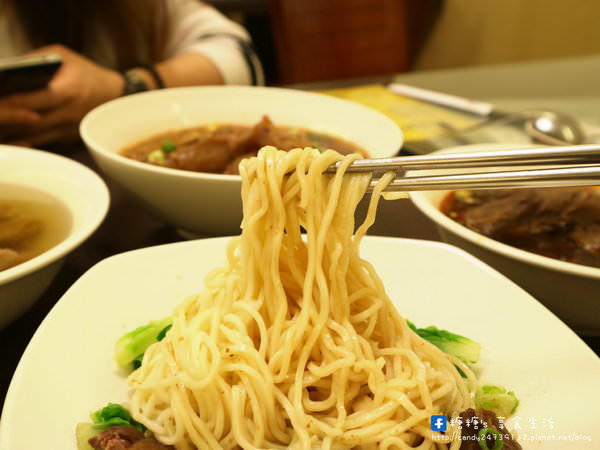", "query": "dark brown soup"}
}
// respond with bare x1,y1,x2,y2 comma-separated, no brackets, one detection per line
121,115,367,174
0,184,71,272
440,187,600,268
